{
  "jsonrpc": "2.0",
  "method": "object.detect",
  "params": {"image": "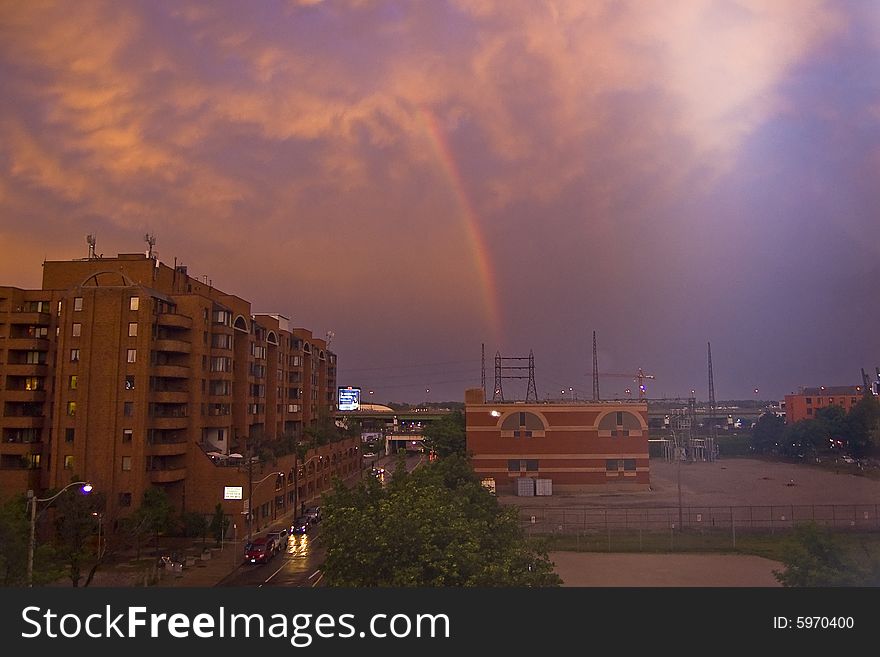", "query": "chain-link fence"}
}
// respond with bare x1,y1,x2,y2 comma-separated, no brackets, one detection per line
519,504,880,535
